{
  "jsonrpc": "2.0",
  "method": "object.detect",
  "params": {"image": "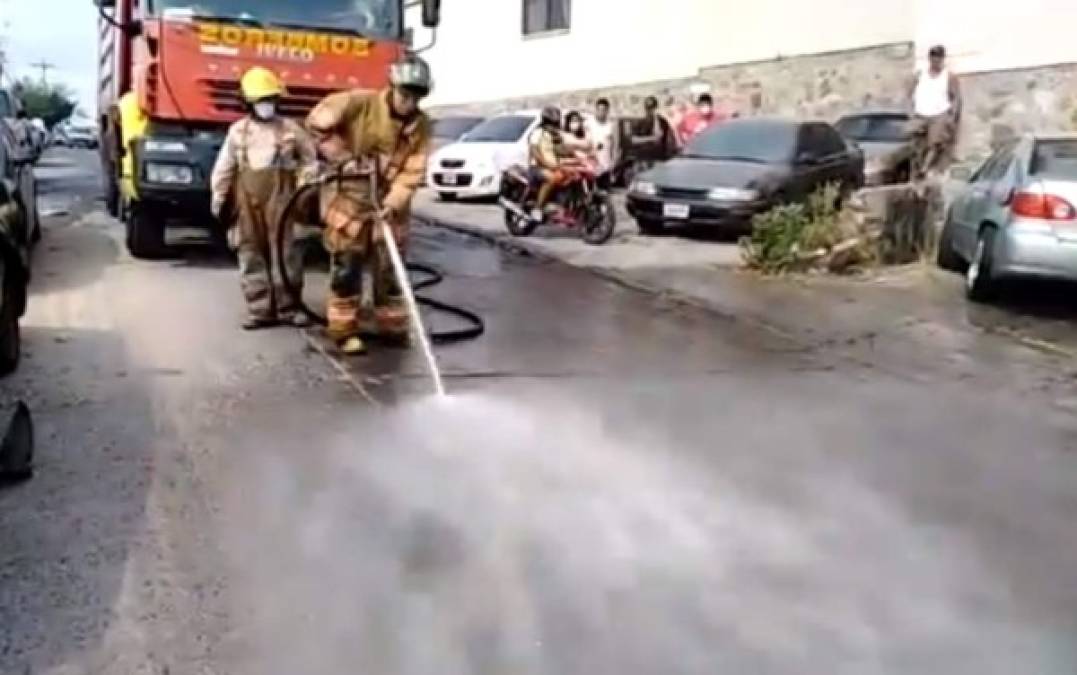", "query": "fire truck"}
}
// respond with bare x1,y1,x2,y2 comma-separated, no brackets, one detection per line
94,0,440,258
